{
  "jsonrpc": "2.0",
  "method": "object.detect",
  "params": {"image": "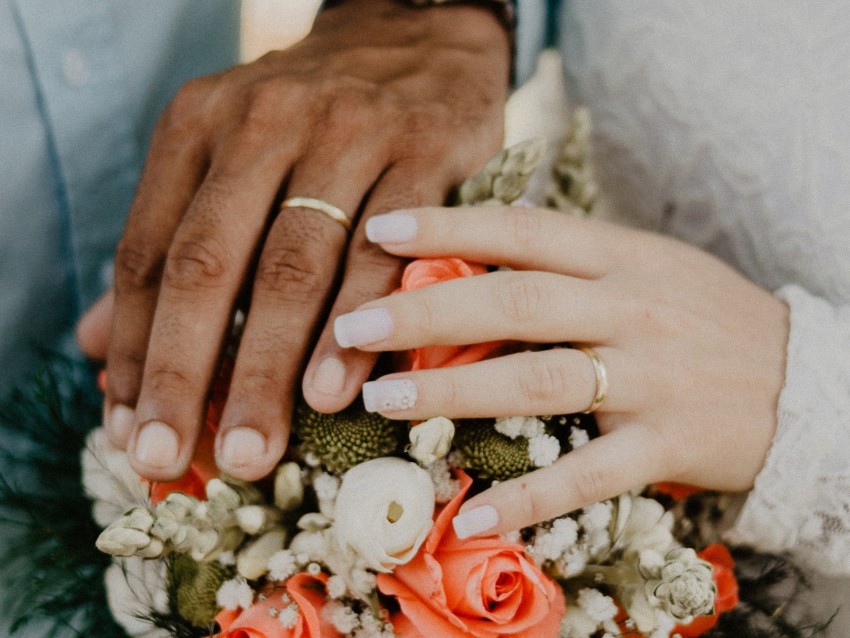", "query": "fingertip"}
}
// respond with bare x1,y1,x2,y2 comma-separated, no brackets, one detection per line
215,426,283,482
301,354,359,413
127,419,190,481
103,400,135,449
364,212,419,244
452,503,500,539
